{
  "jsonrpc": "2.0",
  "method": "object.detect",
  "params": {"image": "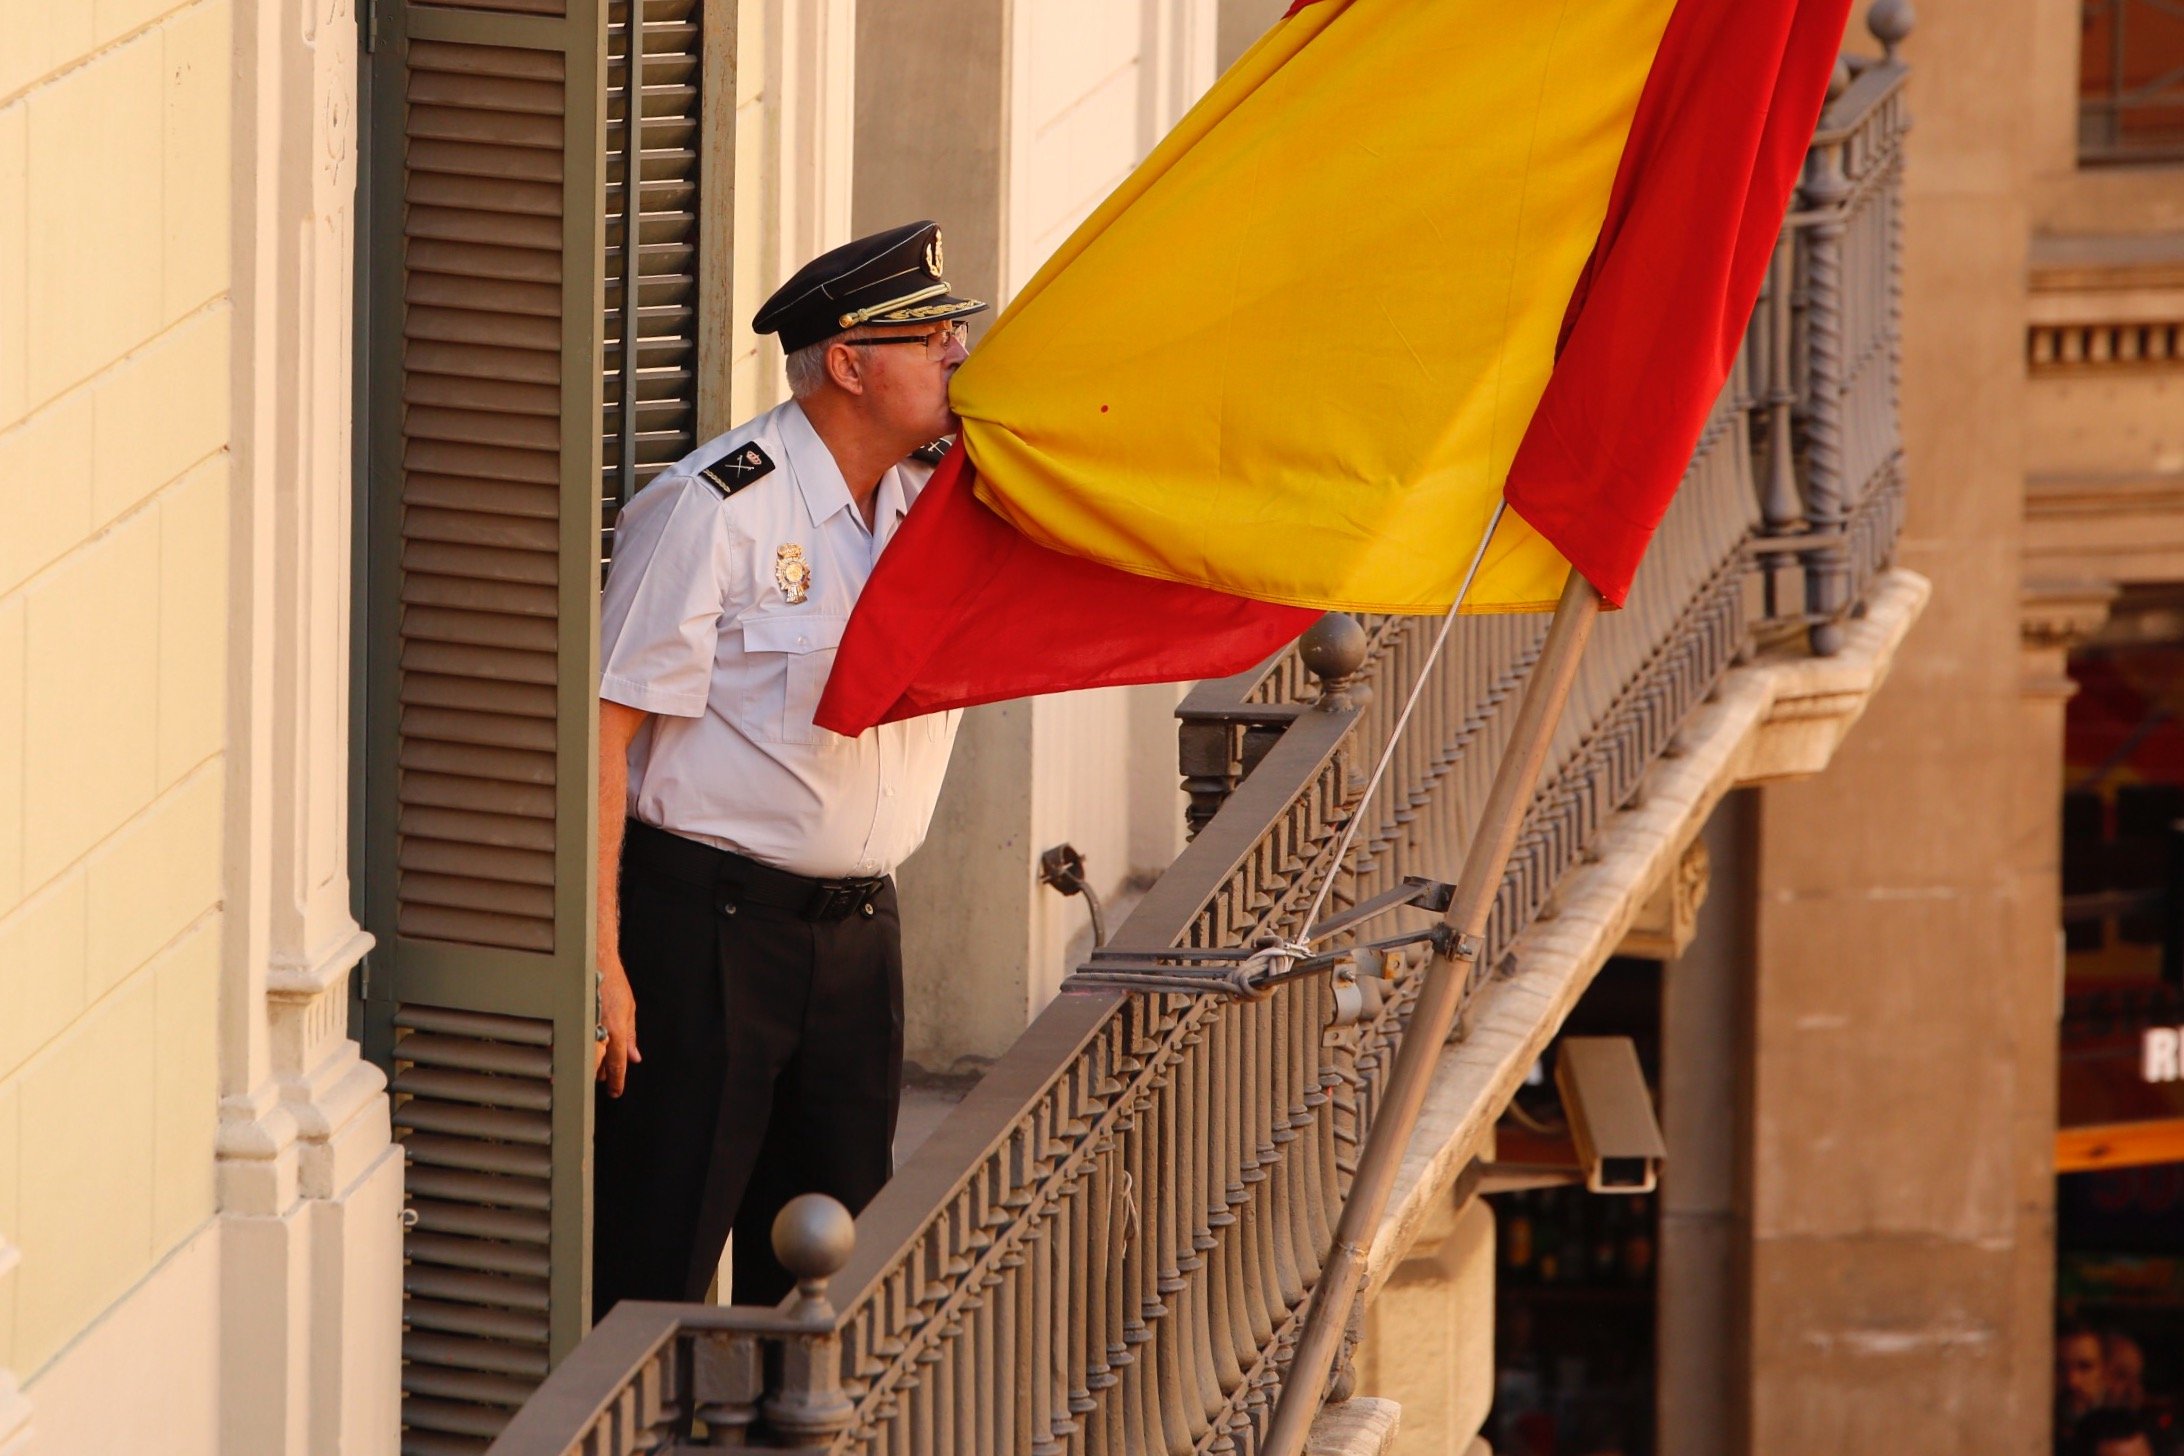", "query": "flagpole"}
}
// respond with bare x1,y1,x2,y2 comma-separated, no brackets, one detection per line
1262,567,1603,1456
